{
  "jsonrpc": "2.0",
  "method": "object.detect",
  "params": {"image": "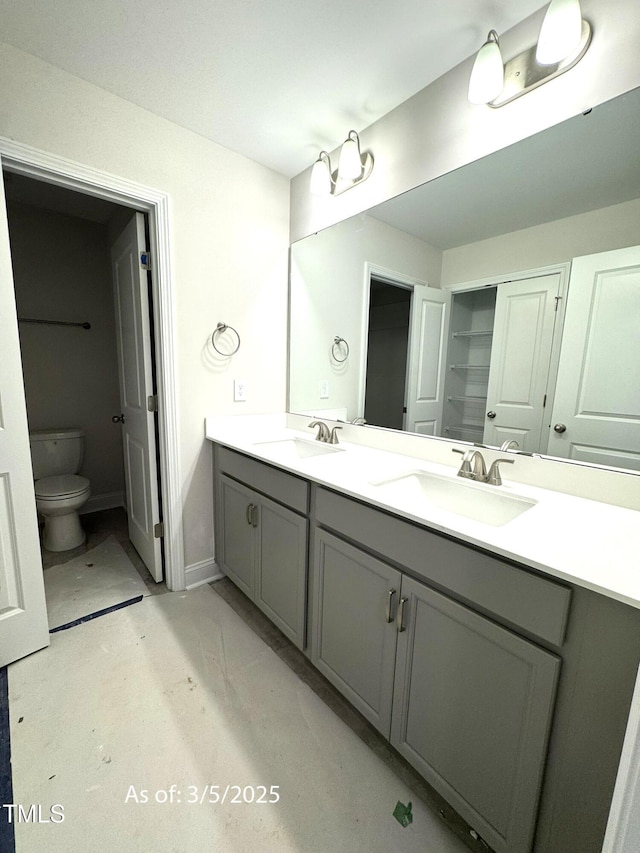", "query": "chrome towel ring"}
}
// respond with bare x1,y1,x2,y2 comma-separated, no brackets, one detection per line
331,336,349,363
211,322,241,356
